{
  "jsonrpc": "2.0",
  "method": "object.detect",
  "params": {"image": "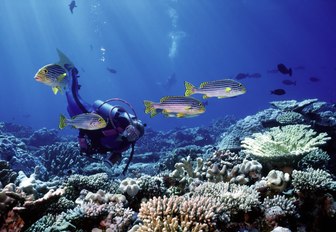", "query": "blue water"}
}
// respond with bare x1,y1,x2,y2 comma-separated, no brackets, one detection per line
1,0,335,132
